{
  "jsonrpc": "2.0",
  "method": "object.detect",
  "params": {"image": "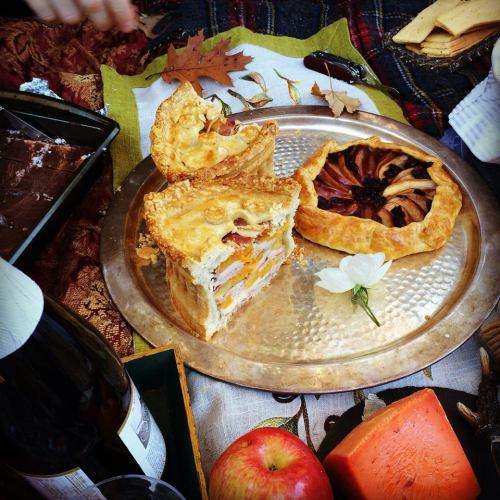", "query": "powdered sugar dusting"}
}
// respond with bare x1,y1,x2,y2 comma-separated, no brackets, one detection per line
30,144,50,168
